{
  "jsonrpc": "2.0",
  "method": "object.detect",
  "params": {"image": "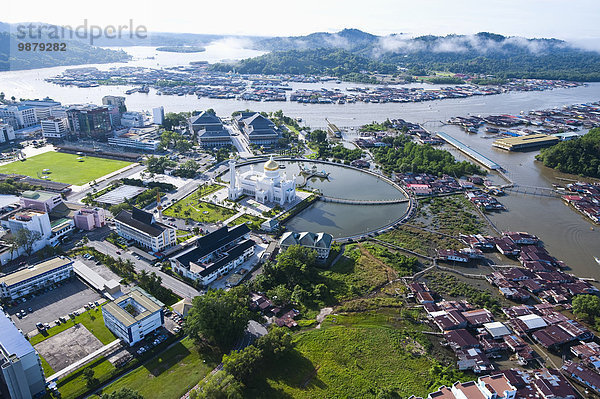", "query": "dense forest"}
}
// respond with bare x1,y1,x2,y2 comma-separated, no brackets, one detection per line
372,139,484,177
210,48,397,82
240,30,600,81
536,128,600,177
0,32,130,71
